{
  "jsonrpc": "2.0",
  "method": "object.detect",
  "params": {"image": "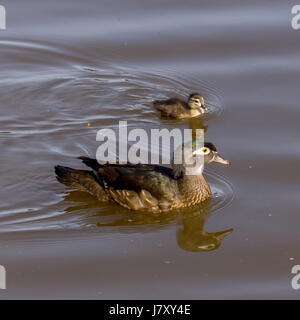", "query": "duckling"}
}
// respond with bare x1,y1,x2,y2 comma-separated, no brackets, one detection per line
55,142,230,212
153,93,208,119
